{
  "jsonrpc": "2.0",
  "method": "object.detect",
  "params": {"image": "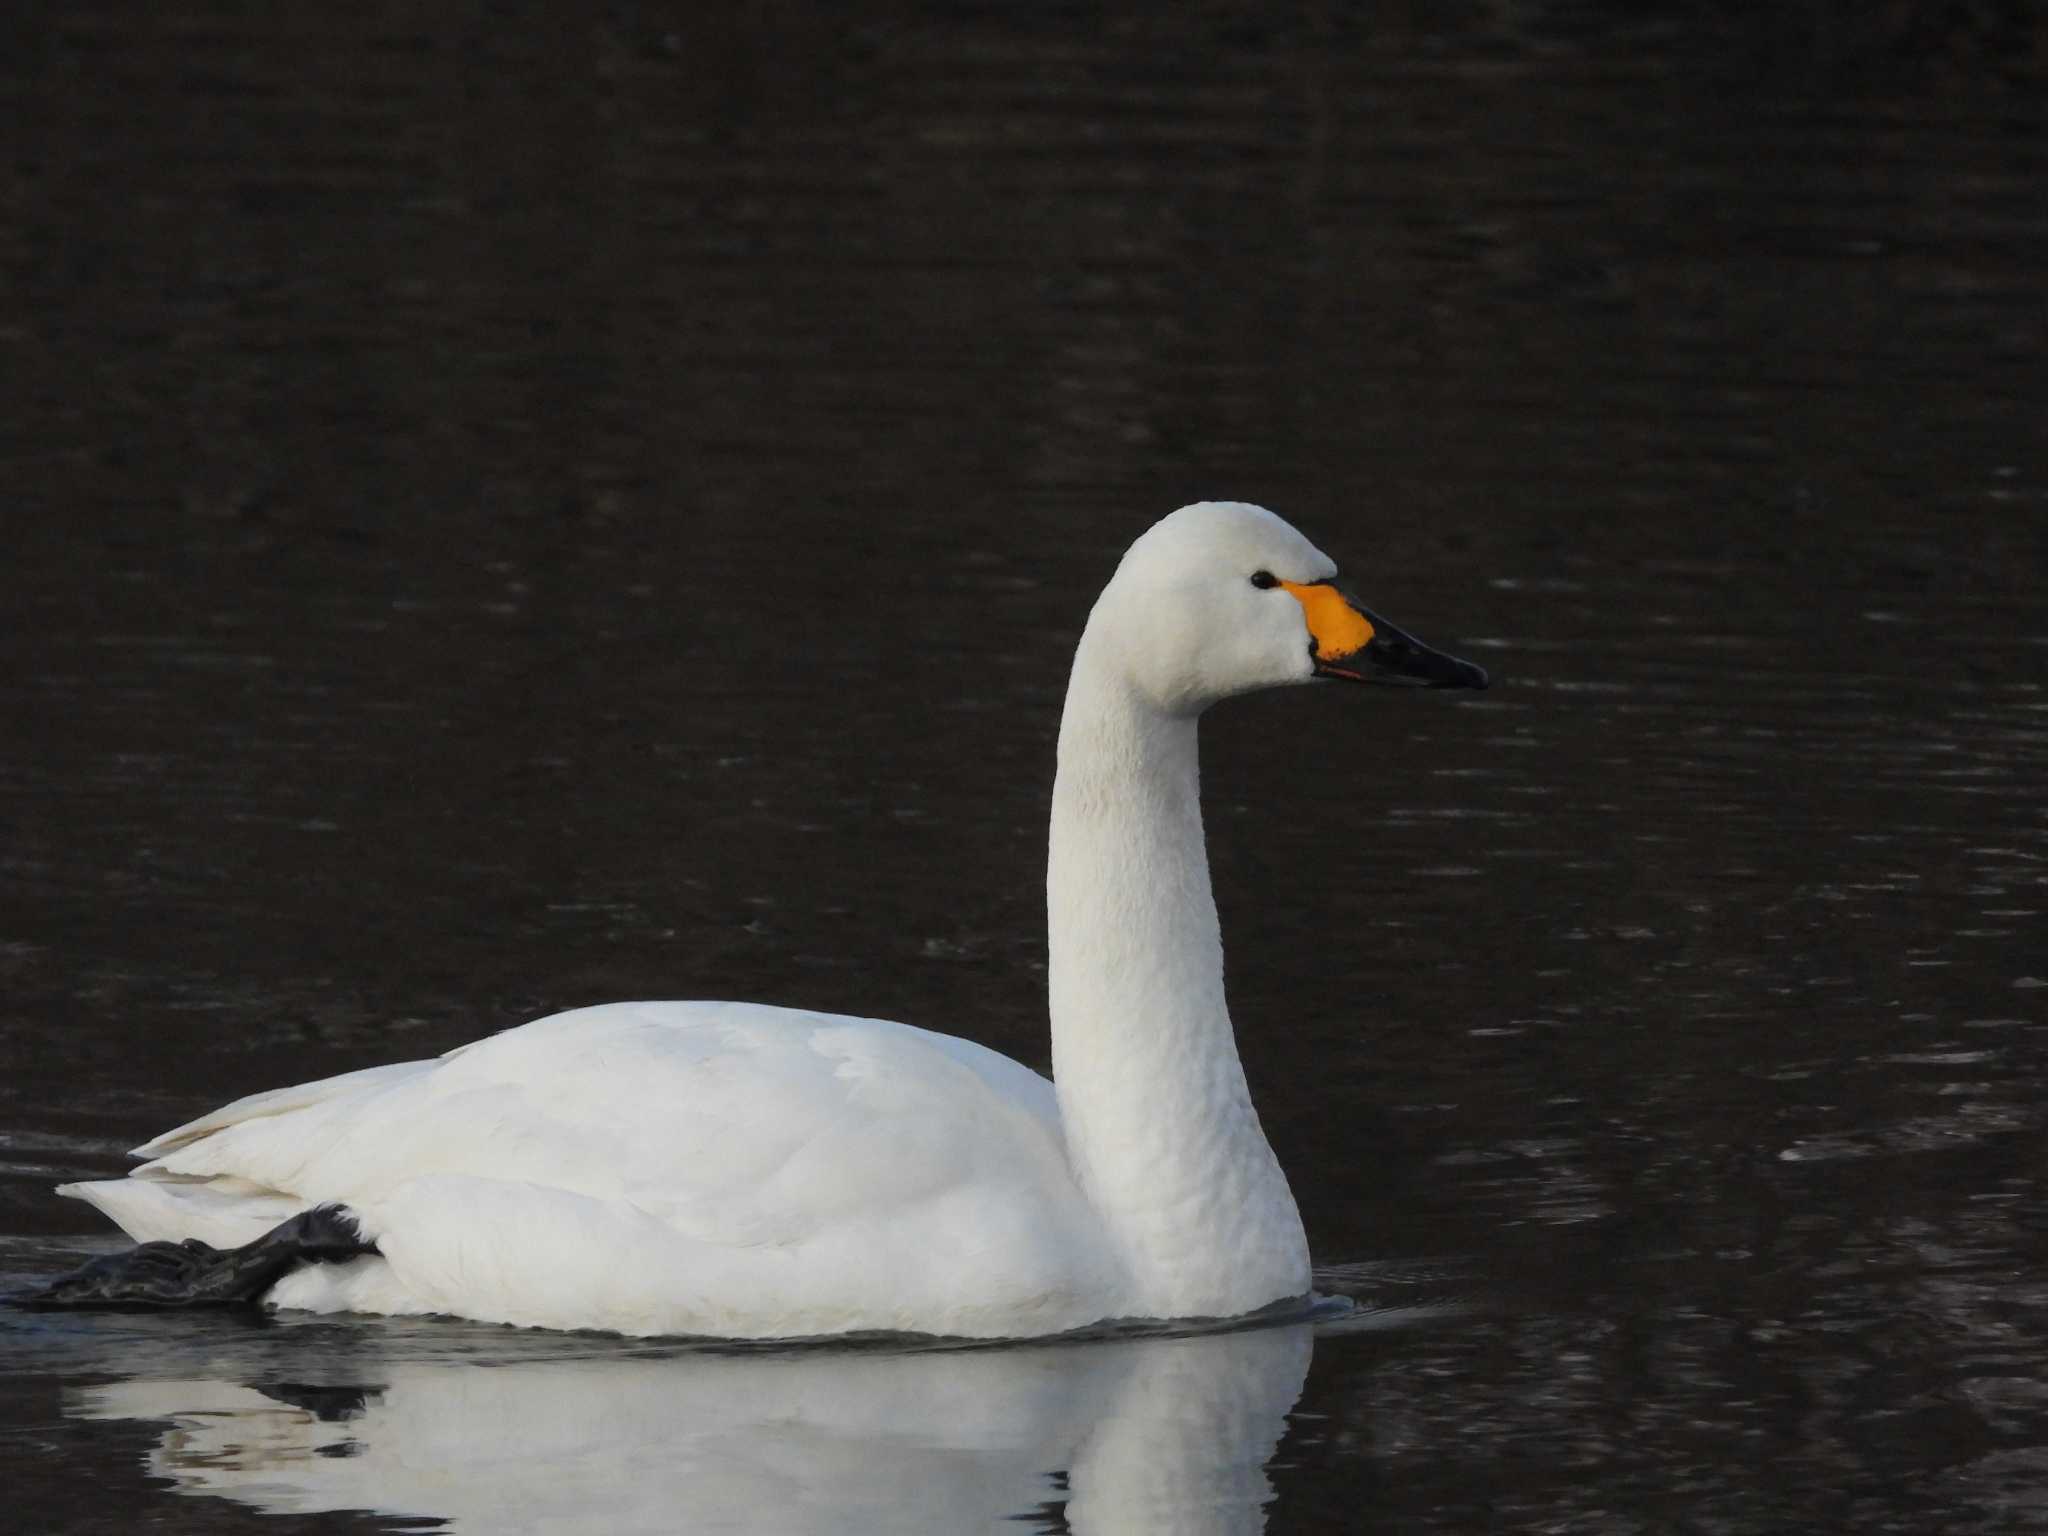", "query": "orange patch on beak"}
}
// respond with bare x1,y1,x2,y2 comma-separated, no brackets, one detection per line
1279,580,1375,661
